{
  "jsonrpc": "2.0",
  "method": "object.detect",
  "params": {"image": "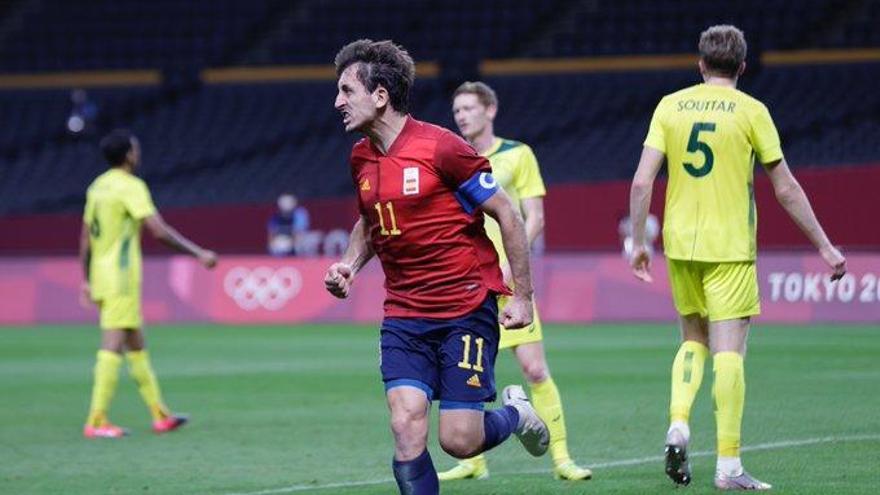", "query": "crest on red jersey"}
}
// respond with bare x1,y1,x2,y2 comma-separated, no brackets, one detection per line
403,167,419,195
